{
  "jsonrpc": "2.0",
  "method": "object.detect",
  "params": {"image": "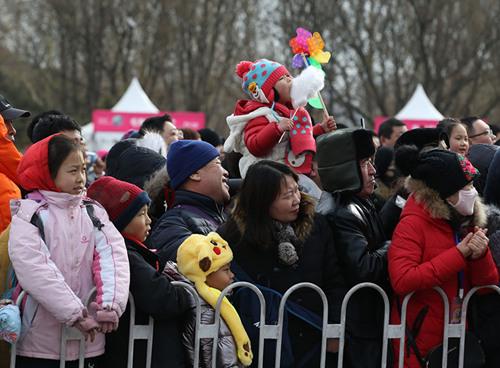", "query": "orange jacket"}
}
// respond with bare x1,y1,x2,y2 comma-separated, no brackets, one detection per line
0,115,22,232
